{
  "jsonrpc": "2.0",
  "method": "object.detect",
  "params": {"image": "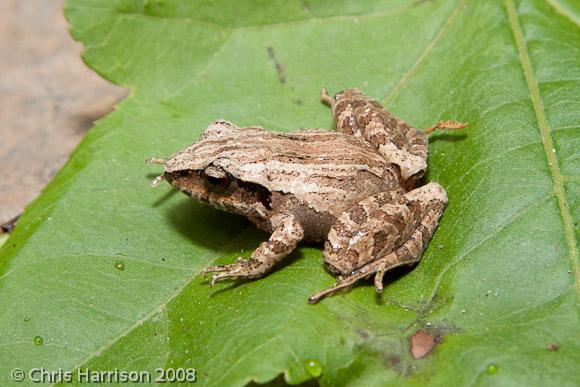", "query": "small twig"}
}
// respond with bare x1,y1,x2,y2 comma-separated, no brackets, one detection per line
266,47,286,84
